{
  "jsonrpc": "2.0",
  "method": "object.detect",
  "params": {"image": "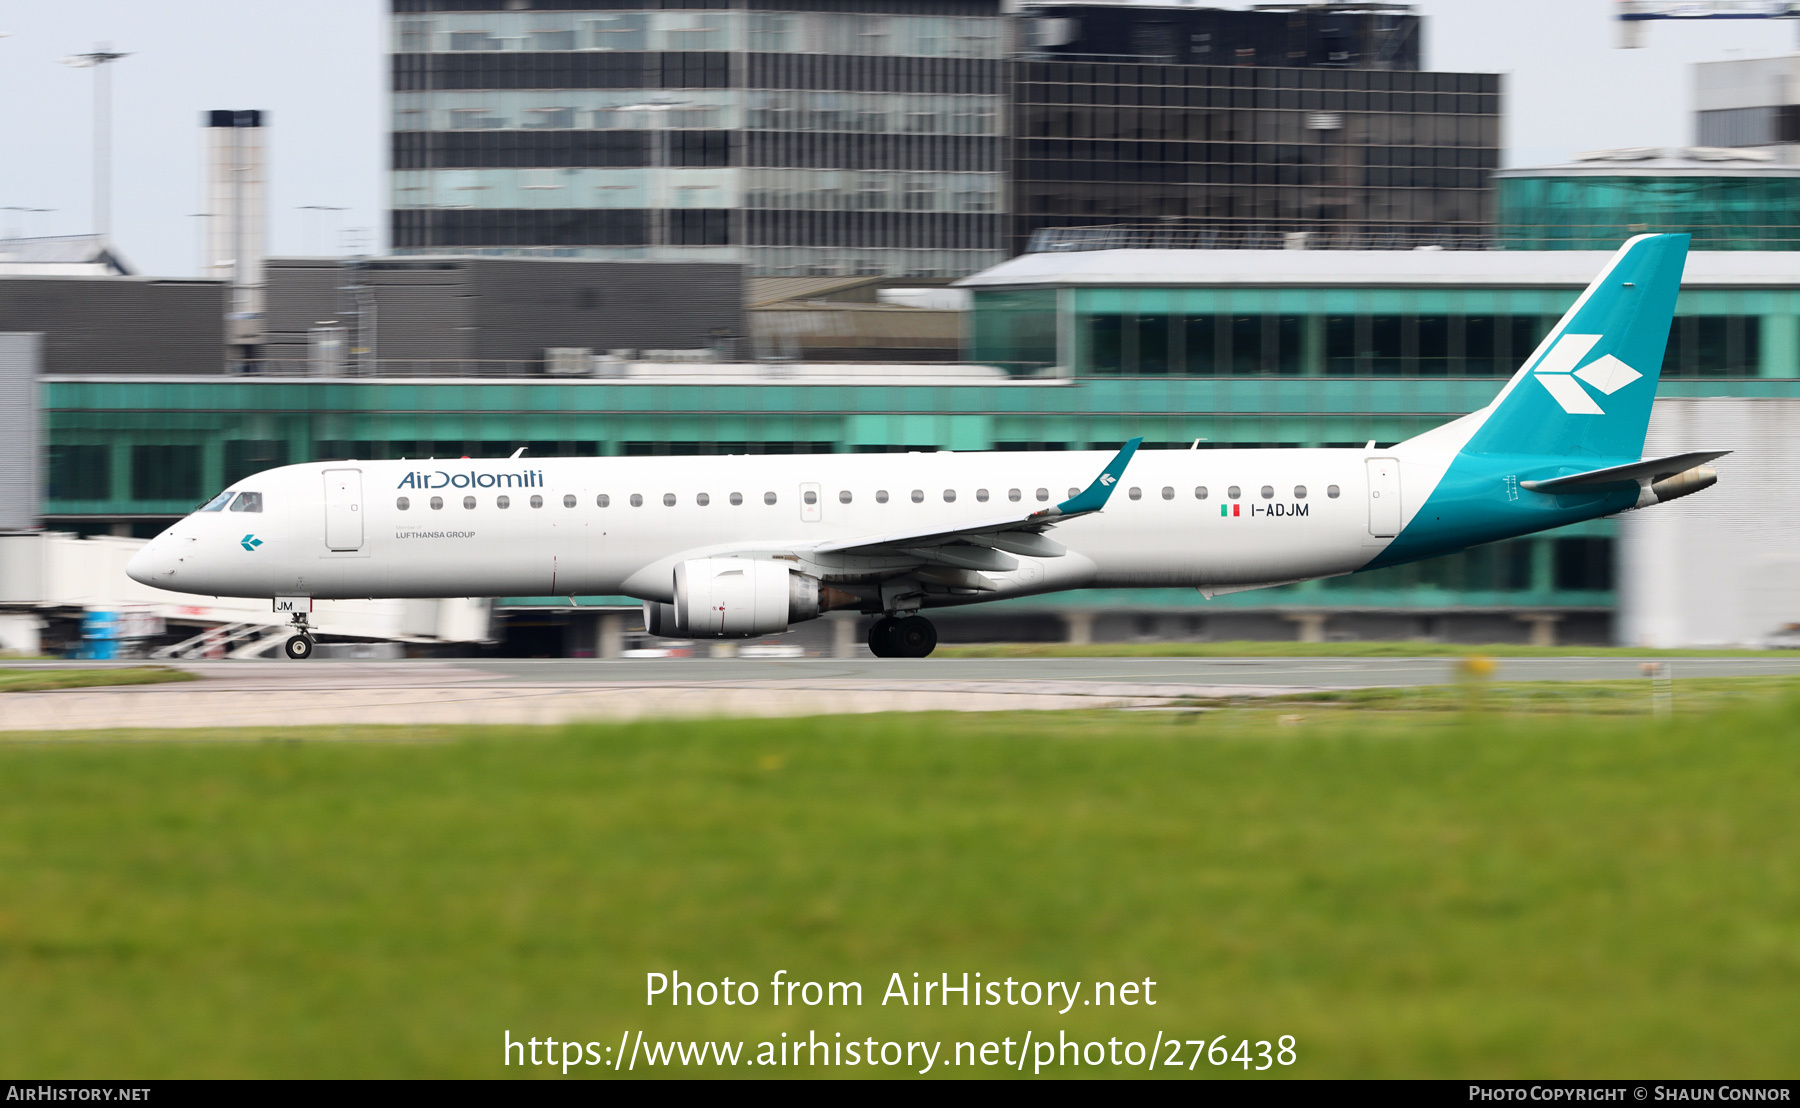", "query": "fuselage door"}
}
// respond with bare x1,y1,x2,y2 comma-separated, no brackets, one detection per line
323,468,365,551
800,481,823,522
1366,457,1401,538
